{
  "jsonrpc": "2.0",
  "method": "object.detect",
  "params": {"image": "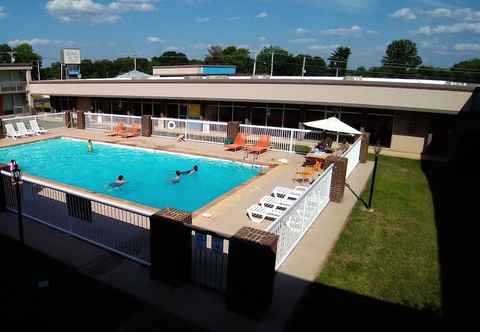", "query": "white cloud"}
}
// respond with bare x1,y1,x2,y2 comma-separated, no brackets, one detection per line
417,22,480,35
195,17,210,23
290,38,316,44
453,43,480,52
308,44,339,51
46,0,155,24
258,36,267,42
366,30,380,35
390,8,417,20
320,25,362,36
146,36,163,43
296,27,309,34
8,38,75,47
422,8,480,21
256,12,268,19
0,6,6,17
